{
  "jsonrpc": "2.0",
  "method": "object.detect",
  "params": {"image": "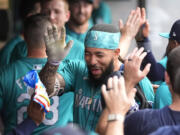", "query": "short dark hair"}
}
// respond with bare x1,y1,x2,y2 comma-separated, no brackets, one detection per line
24,14,50,48
167,46,180,94
89,24,119,33
19,0,41,20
